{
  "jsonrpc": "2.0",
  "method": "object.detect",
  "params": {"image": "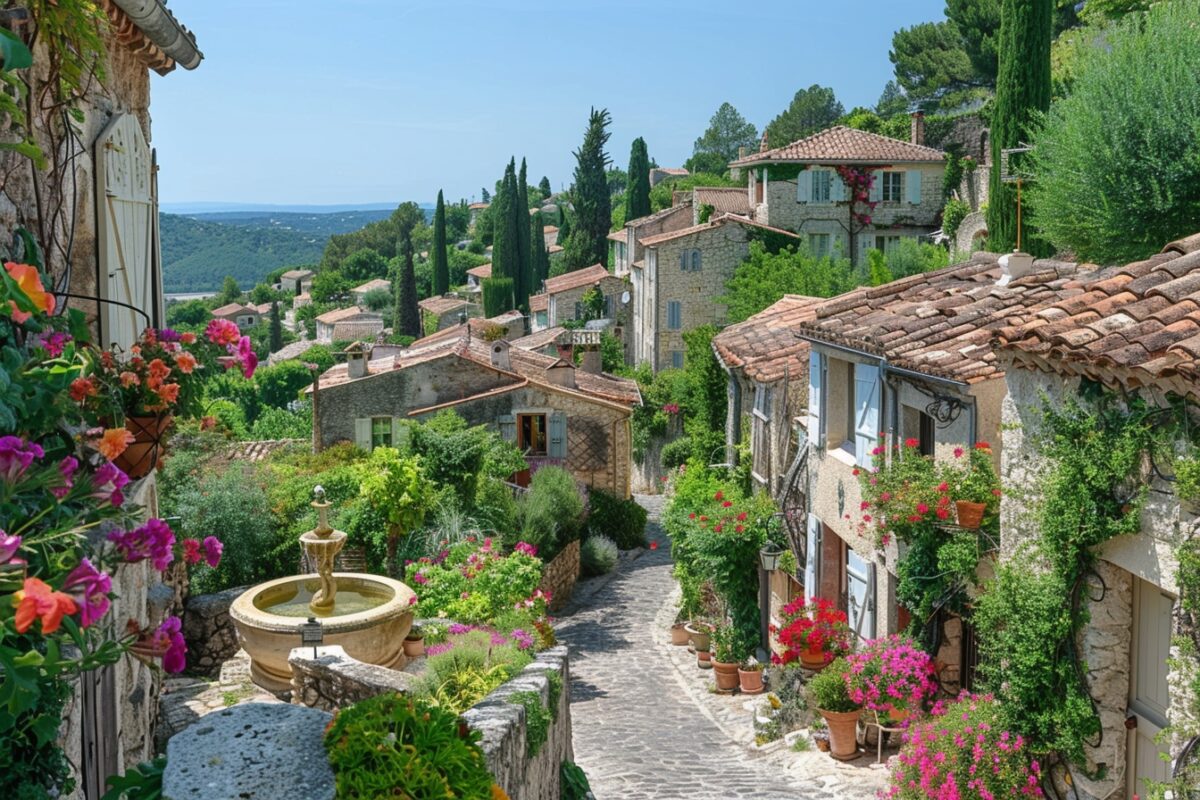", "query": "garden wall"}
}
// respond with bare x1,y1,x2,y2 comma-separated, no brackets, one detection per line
289,645,416,711
181,585,246,677
538,539,580,611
